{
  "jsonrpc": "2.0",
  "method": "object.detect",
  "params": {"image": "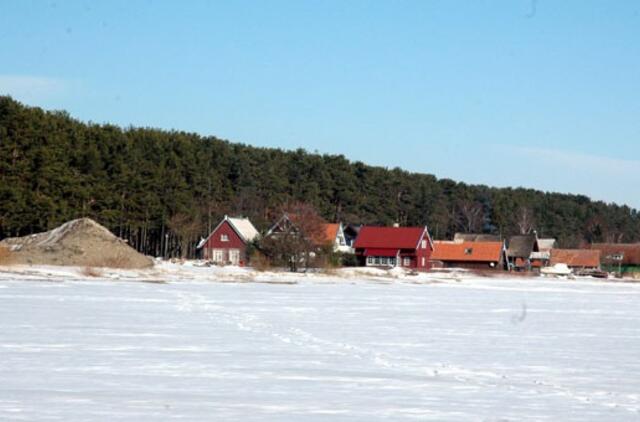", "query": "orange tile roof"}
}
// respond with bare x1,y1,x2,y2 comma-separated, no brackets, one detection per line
550,249,600,268
323,223,340,244
431,241,503,262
